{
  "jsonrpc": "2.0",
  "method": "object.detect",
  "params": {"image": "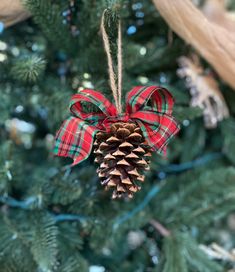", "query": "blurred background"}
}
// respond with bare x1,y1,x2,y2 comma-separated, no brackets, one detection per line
1,0,235,271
